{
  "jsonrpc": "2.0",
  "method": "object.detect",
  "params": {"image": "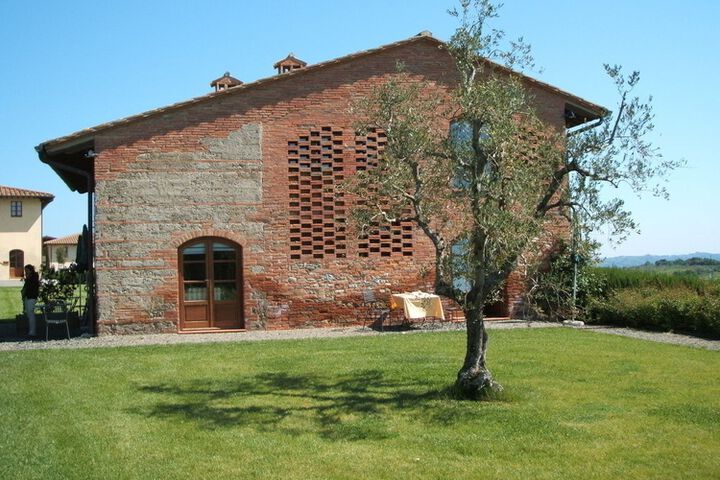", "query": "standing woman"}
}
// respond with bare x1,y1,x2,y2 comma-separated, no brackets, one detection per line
22,265,40,337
